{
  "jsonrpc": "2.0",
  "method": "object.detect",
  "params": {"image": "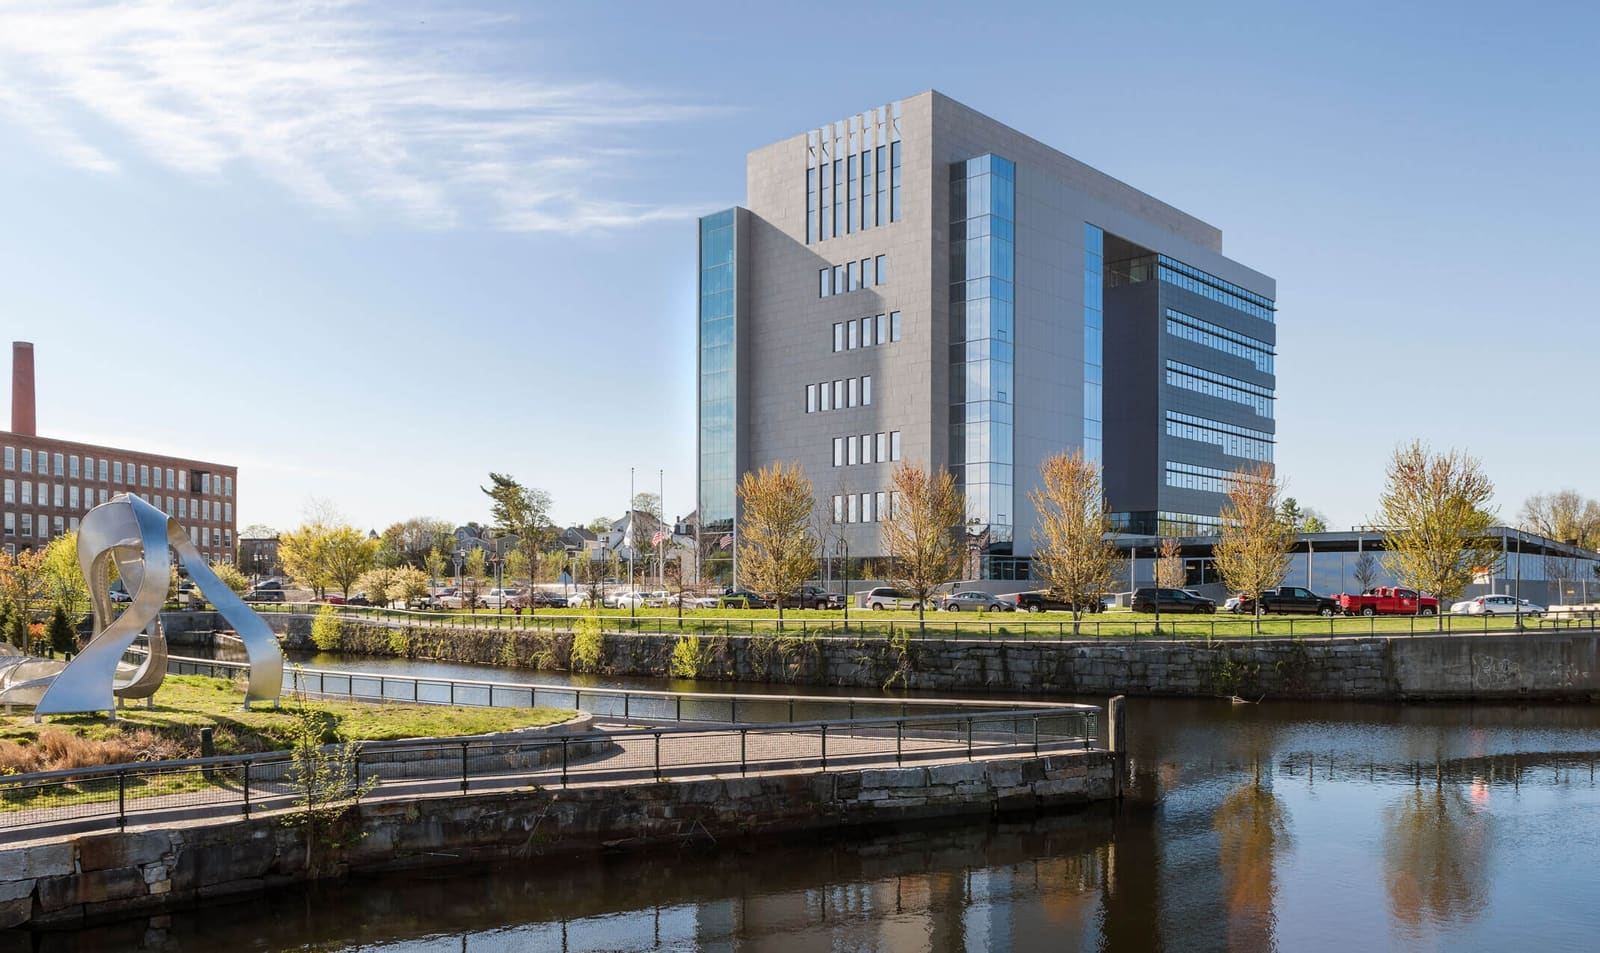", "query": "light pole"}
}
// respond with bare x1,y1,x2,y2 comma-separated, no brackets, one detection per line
454,548,466,611
491,550,503,615
1514,526,1522,629
1151,539,1161,635
840,536,850,632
